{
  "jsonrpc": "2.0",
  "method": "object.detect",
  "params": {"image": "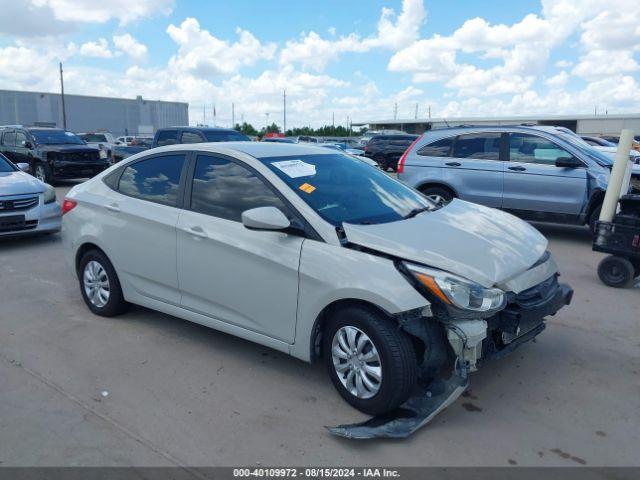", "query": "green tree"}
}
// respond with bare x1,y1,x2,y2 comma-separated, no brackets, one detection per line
235,122,259,136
